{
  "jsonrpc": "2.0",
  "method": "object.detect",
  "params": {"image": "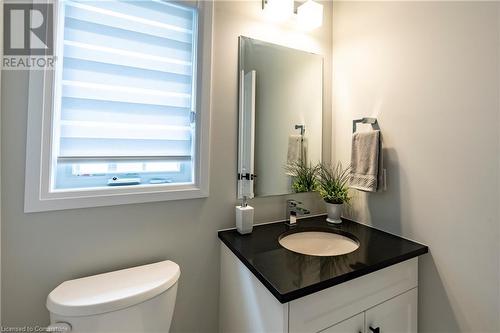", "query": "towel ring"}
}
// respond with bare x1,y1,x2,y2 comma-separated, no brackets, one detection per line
353,117,380,133
295,124,305,136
